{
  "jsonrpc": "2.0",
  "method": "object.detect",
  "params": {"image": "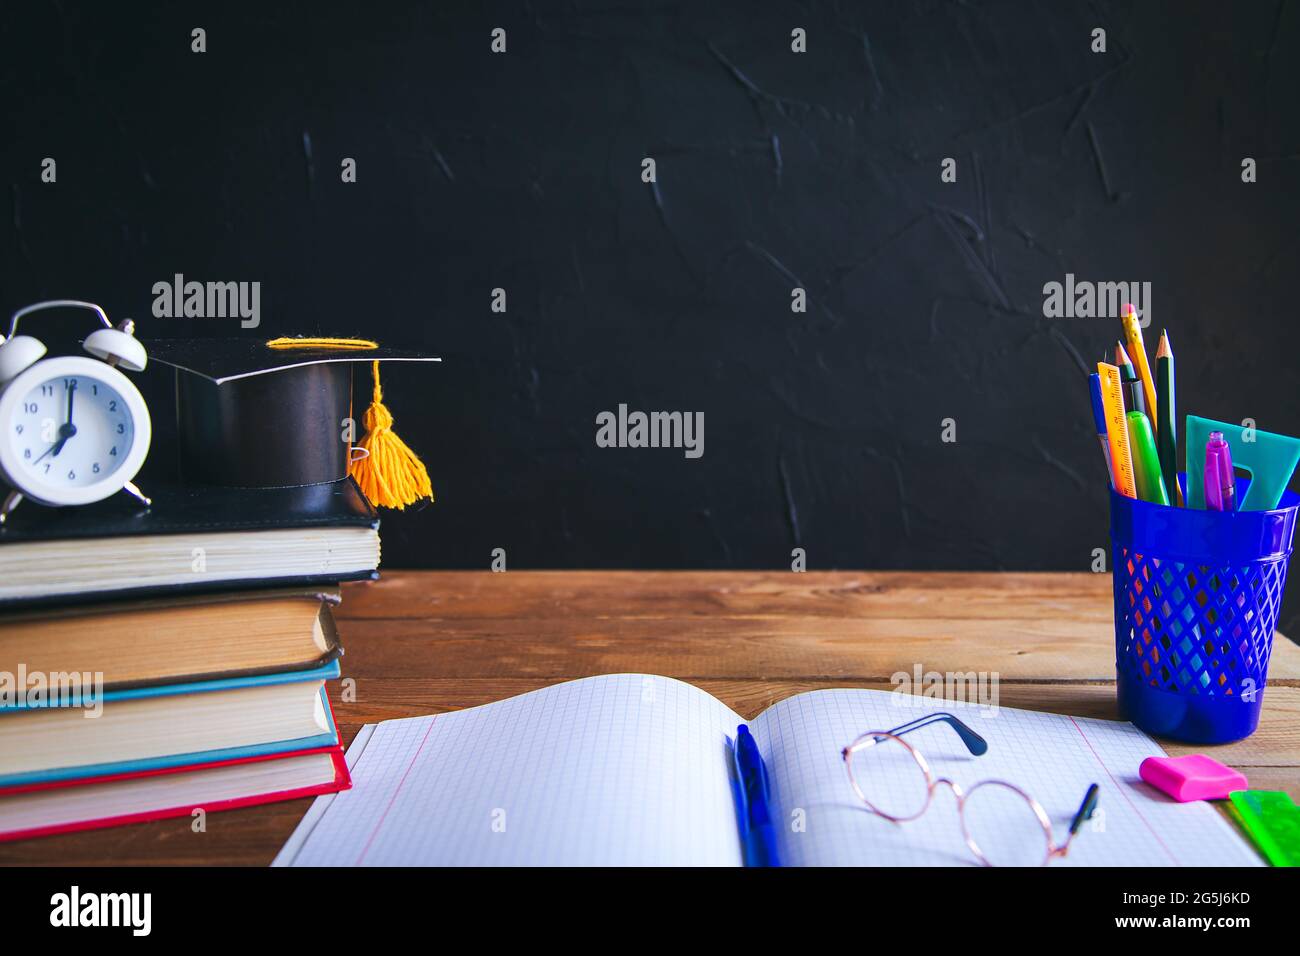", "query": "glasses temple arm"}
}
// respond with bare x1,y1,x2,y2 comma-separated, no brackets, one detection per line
879,713,988,756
